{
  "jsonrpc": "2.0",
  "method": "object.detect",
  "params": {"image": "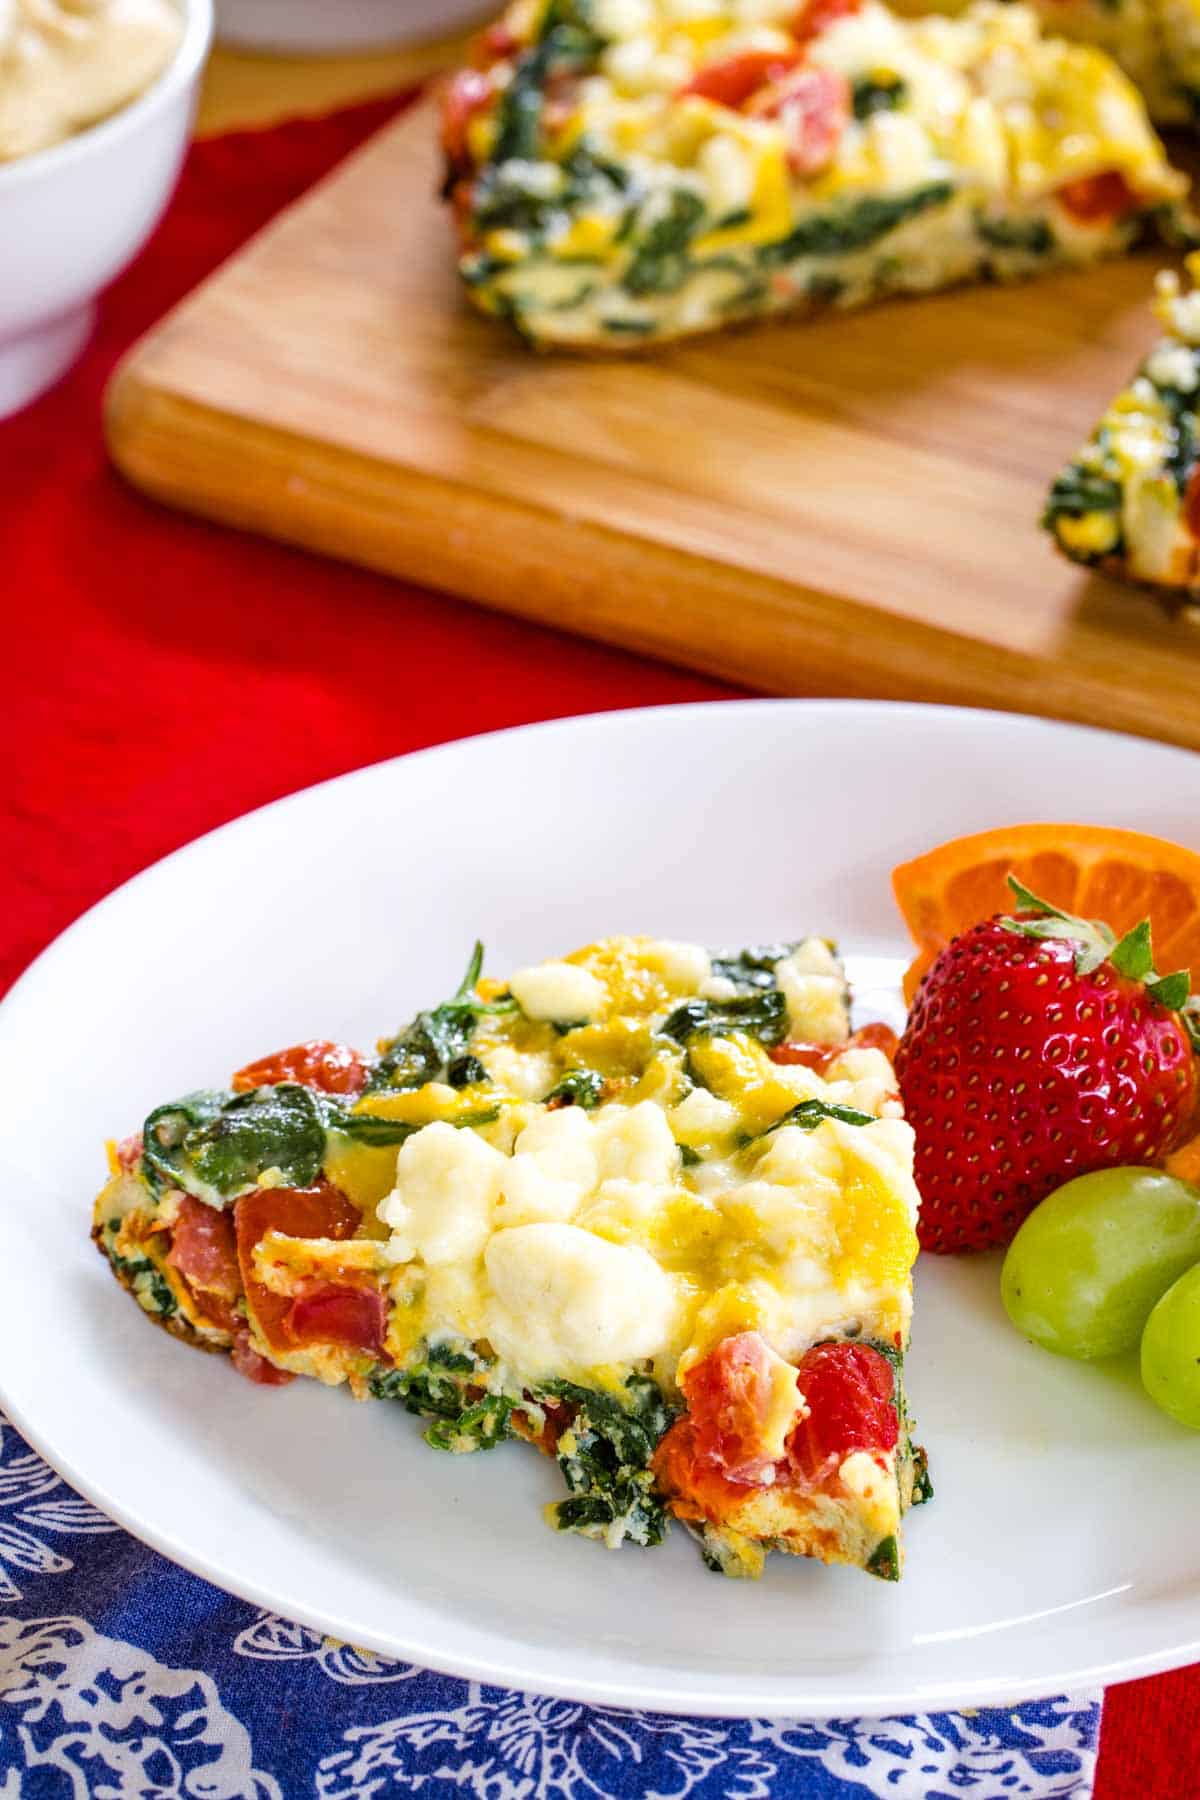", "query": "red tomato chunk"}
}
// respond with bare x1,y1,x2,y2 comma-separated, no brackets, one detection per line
231,1039,368,1097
